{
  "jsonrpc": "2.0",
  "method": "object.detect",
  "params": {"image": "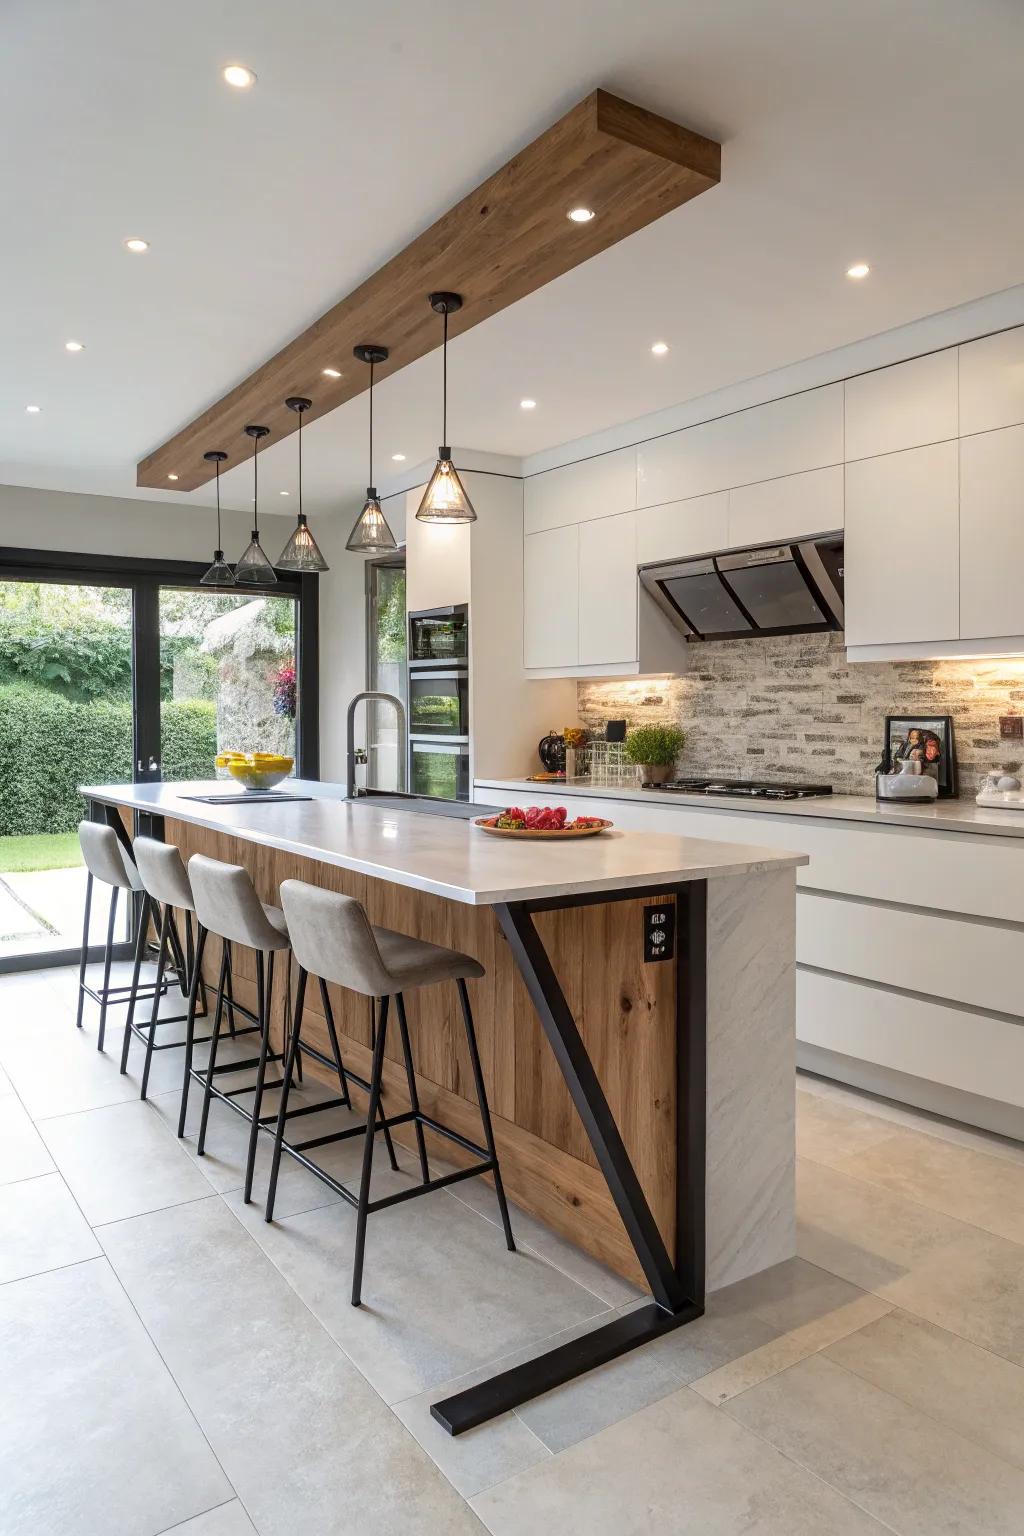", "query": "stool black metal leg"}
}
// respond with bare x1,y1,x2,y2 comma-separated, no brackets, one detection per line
318,979,352,1110
177,924,208,1137
222,945,237,1036
394,993,429,1184
76,872,94,1029
265,966,307,1222
120,892,152,1074
243,950,273,1203
197,941,230,1153
457,977,515,1252
352,994,390,1308
140,902,172,1102
96,886,119,1053
165,911,187,996
367,997,400,1171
